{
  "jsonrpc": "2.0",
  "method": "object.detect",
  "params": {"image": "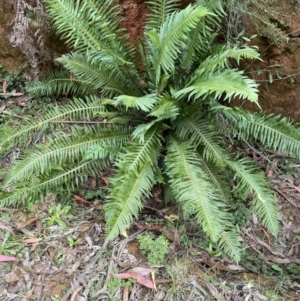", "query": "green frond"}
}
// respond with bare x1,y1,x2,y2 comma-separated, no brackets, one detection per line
113,94,158,112
226,157,280,235
165,136,228,242
0,160,107,207
232,111,300,159
45,0,131,65
180,19,215,70
0,96,105,153
149,94,179,120
218,230,241,263
197,0,225,16
194,46,261,77
197,156,231,204
174,69,259,103
175,114,225,165
3,125,132,186
57,54,138,96
105,162,156,240
117,124,162,172
147,4,212,85
27,69,97,95
146,0,180,31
